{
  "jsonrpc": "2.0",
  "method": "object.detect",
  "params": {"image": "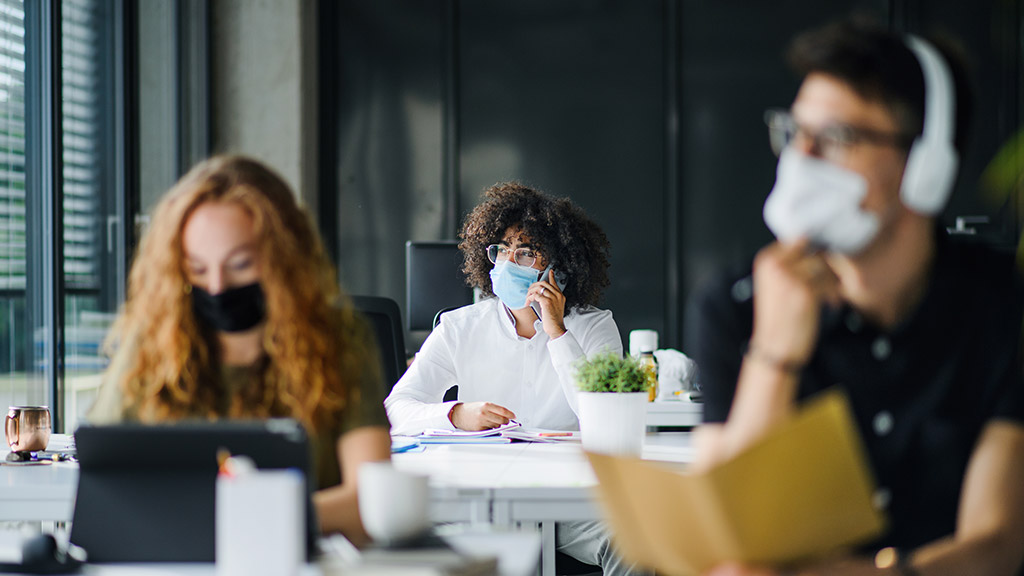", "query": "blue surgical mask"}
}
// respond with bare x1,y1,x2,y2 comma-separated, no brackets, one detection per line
489,260,539,310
